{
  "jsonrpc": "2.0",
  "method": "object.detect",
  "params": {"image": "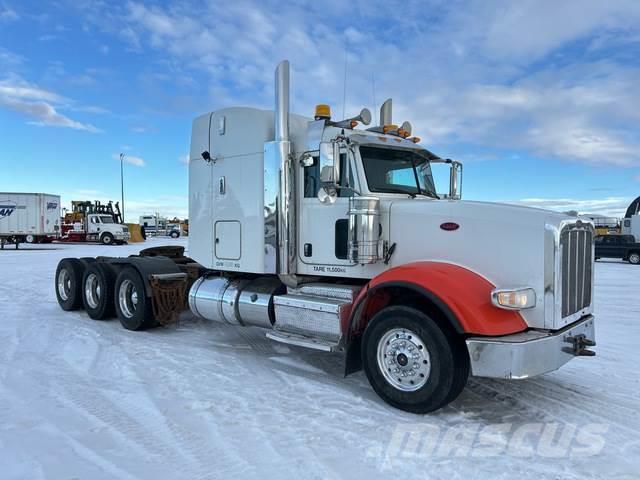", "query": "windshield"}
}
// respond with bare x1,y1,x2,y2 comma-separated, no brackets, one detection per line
100,216,114,224
359,146,438,198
